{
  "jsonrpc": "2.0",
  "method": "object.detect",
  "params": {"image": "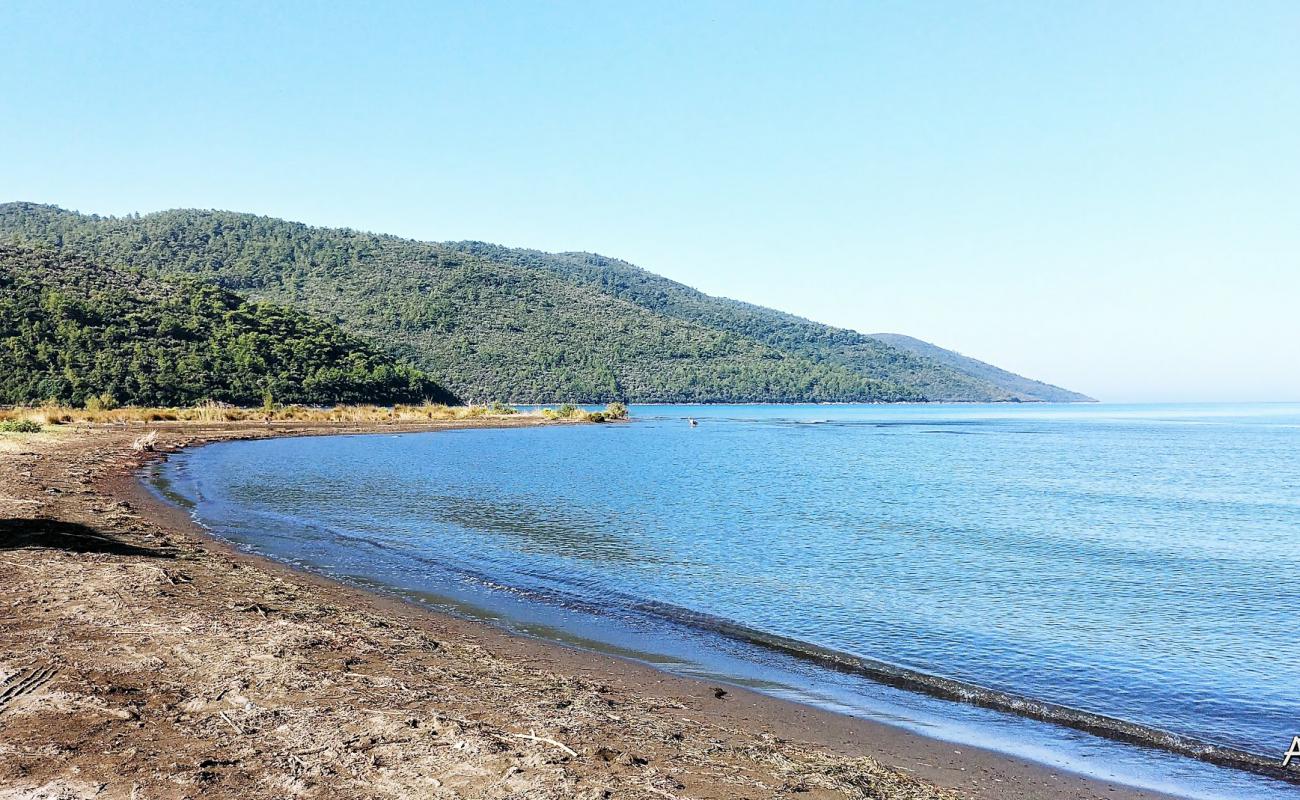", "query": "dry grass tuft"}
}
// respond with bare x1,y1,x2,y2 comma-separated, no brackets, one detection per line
0,400,618,428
